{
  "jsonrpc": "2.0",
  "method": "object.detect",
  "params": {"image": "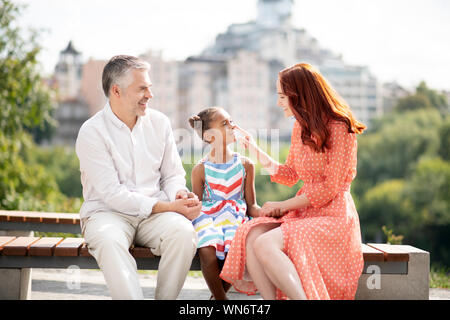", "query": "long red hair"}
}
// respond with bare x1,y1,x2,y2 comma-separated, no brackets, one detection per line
279,63,366,152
